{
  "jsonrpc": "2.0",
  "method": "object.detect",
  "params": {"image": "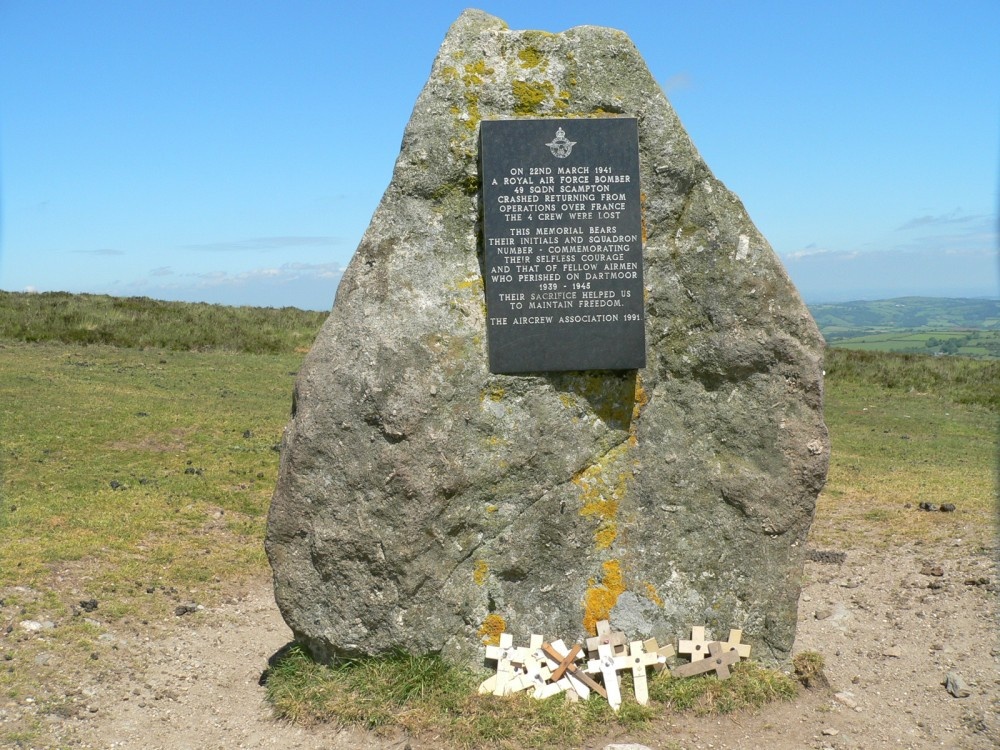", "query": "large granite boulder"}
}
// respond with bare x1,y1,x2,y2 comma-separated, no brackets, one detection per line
265,9,829,666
